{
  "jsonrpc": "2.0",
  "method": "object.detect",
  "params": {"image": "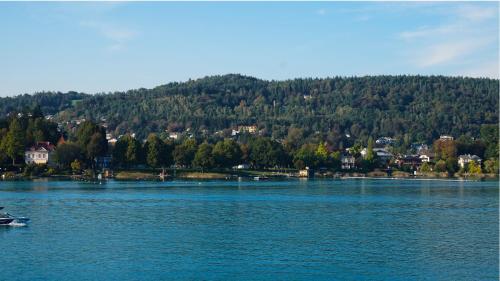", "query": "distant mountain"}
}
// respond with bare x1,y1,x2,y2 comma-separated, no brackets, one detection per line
0,74,498,144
